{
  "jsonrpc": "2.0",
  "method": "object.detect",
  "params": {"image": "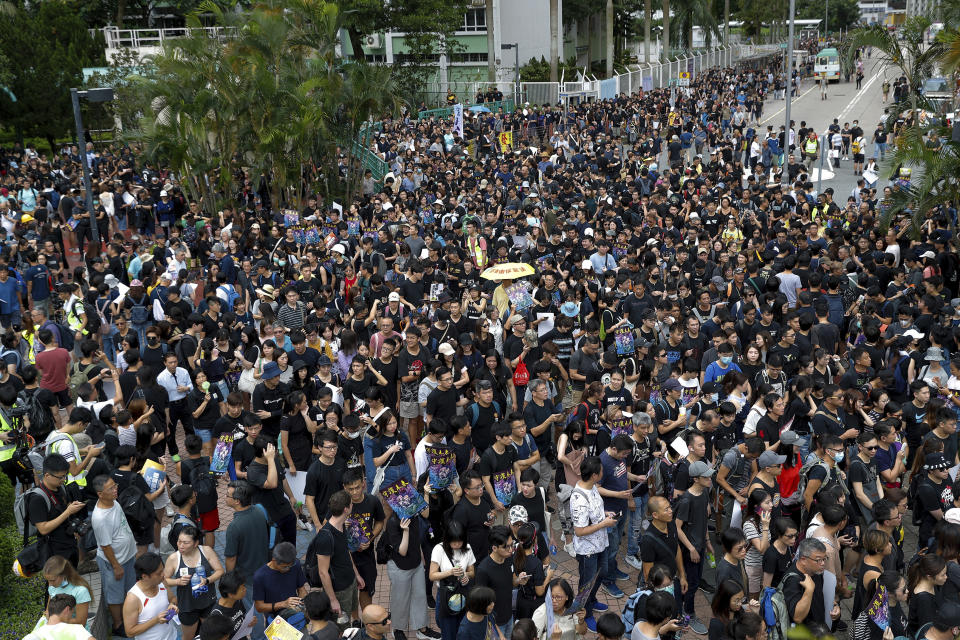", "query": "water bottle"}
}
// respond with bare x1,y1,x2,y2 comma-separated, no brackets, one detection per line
192,565,208,596
707,552,716,569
